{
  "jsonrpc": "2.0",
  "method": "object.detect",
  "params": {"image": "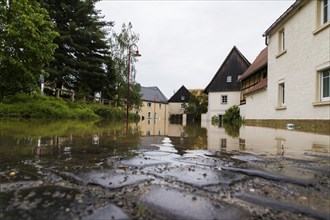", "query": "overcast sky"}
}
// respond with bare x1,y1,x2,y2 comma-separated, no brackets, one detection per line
96,0,295,99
